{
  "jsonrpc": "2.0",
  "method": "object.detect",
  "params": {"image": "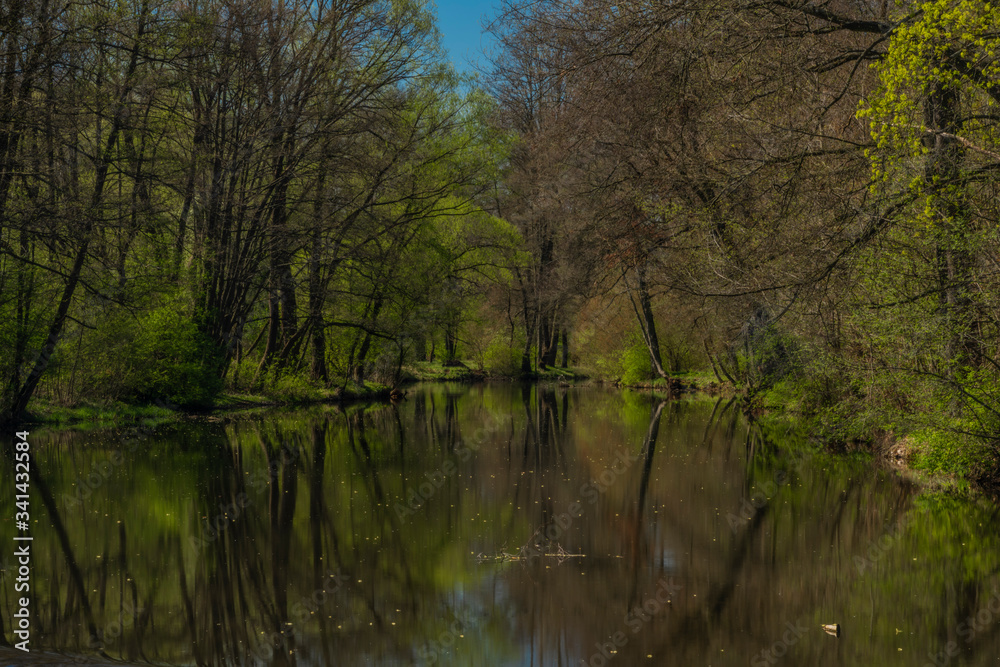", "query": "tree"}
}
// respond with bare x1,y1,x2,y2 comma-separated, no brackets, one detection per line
859,0,1000,419
483,0,602,373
